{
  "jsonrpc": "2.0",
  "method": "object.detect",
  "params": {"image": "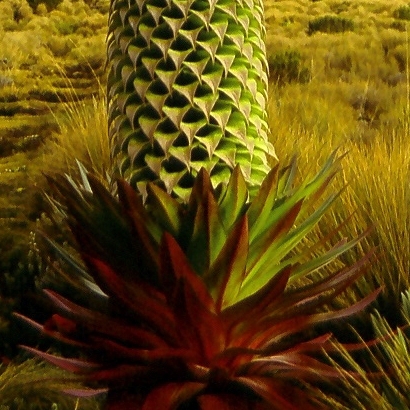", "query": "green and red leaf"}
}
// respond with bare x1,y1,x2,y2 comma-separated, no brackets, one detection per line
205,215,249,311
217,165,249,231
185,169,227,275
22,160,381,409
